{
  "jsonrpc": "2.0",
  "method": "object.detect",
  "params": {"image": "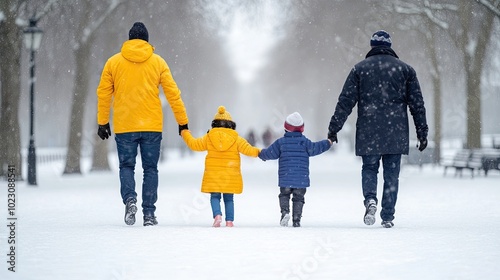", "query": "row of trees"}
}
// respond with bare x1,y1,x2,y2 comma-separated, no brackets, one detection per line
0,0,499,179
1,0,125,177
0,0,236,178
259,0,499,162
383,0,498,161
